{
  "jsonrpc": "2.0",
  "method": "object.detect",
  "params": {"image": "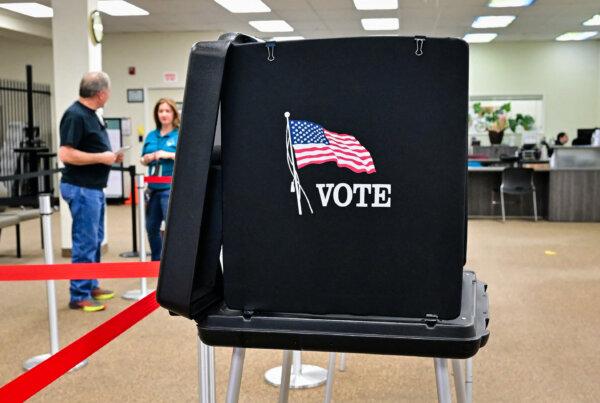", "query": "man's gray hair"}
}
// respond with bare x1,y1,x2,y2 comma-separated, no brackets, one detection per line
79,71,111,98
